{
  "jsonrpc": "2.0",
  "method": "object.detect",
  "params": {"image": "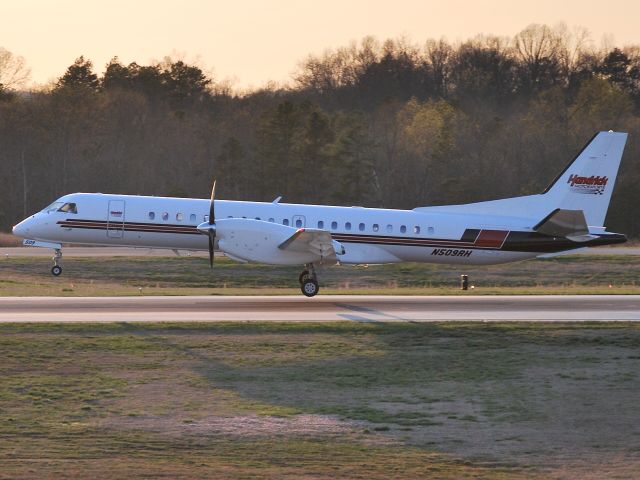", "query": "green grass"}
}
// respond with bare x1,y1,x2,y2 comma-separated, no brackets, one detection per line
1,254,640,296
1,322,640,478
